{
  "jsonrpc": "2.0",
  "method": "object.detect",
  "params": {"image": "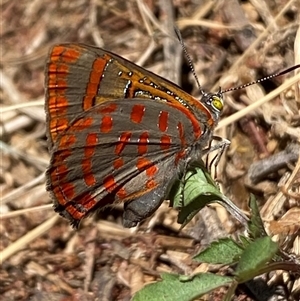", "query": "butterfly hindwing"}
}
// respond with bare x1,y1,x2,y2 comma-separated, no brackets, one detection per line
46,98,206,226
